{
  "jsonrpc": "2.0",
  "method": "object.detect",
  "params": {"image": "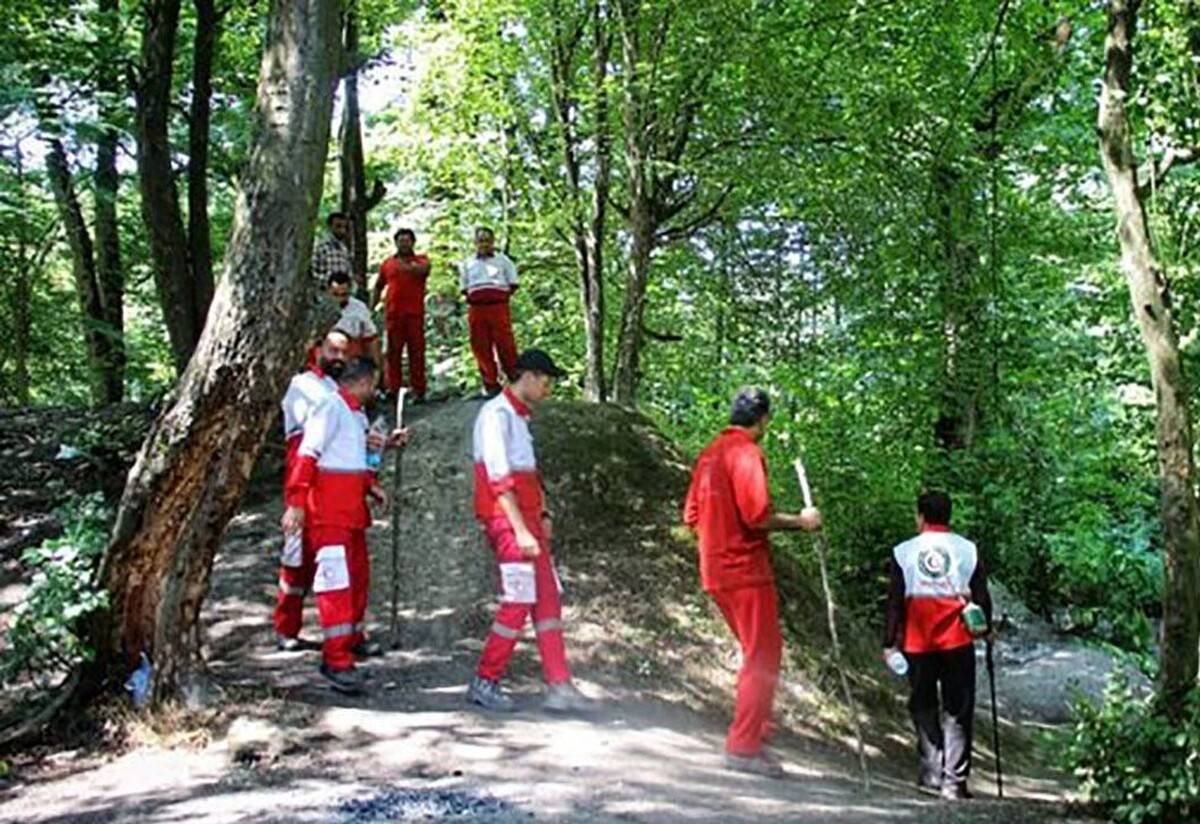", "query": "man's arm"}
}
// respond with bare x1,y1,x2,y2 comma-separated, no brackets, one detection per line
497,491,540,557
883,557,906,650
371,265,387,312
758,511,822,531
970,552,993,627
